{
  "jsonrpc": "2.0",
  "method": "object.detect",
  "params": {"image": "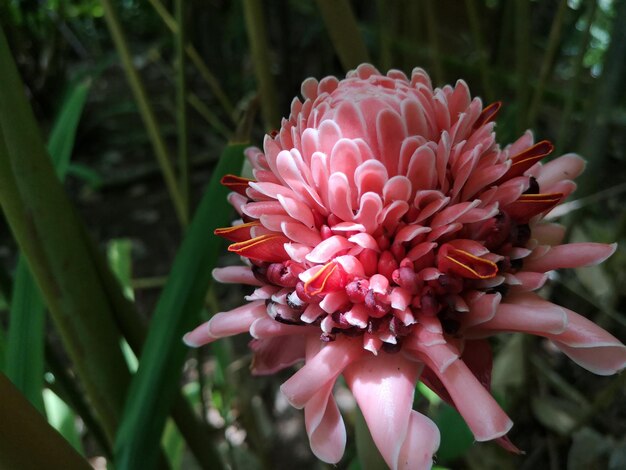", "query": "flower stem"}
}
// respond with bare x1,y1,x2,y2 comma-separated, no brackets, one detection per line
101,0,188,227
175,0,189,219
